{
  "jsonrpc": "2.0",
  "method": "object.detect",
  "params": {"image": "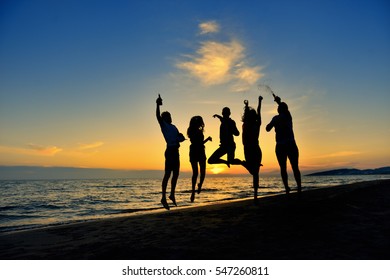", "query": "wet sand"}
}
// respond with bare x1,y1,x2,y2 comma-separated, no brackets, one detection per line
0,179,389,260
